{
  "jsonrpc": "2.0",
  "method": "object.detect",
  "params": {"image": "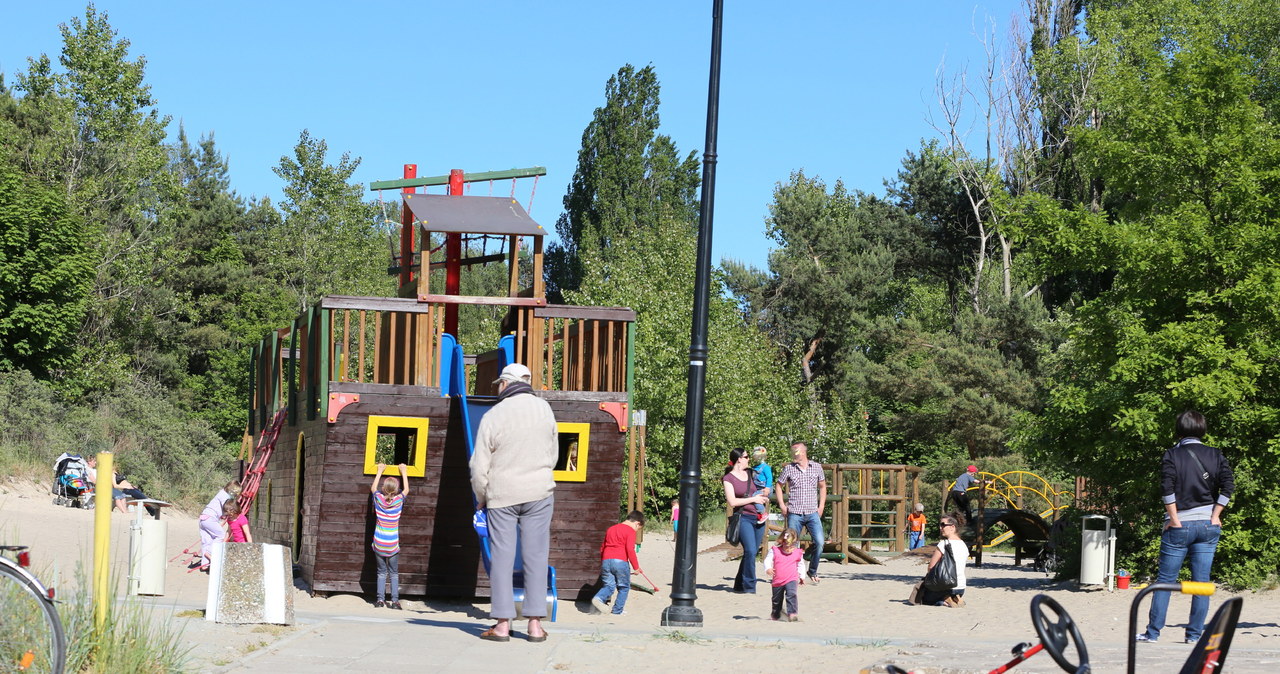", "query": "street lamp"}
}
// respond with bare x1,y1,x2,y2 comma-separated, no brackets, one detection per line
661,0,724,628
